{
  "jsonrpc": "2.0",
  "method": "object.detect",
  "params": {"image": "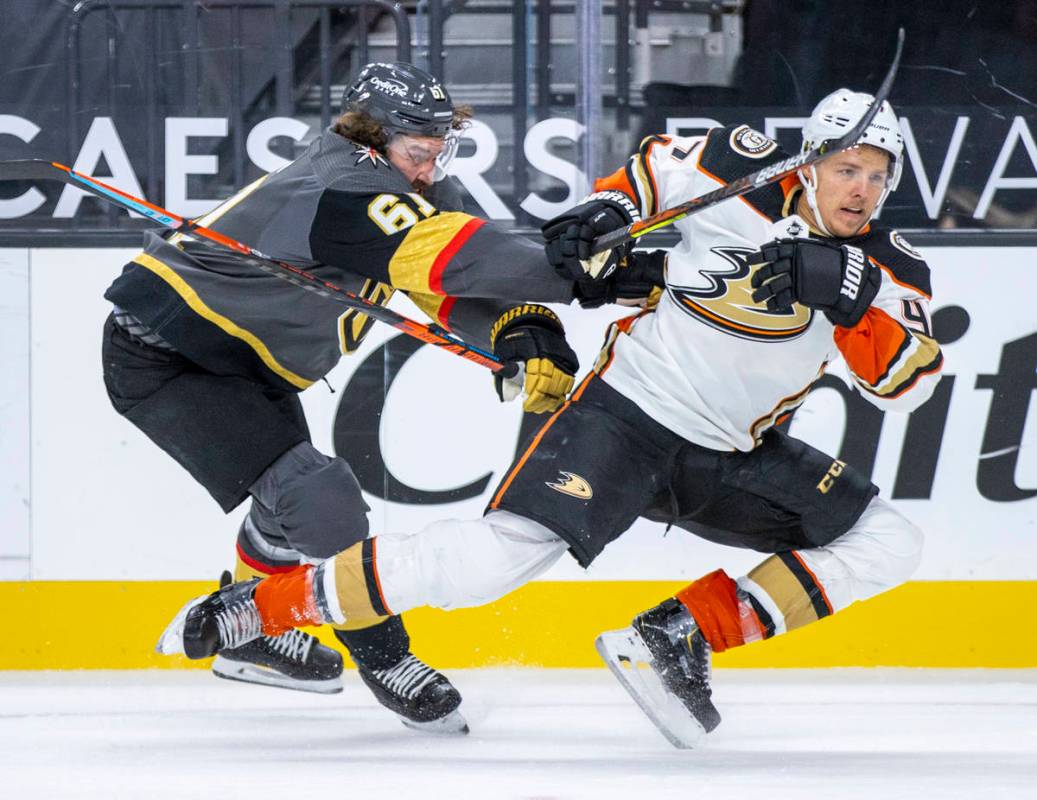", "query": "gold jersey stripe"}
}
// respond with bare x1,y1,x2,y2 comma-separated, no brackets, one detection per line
408,290,451,327
387,211,478,293
131,252,312,389
168,174,270,246
748,364,825,443
866,332,942,397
